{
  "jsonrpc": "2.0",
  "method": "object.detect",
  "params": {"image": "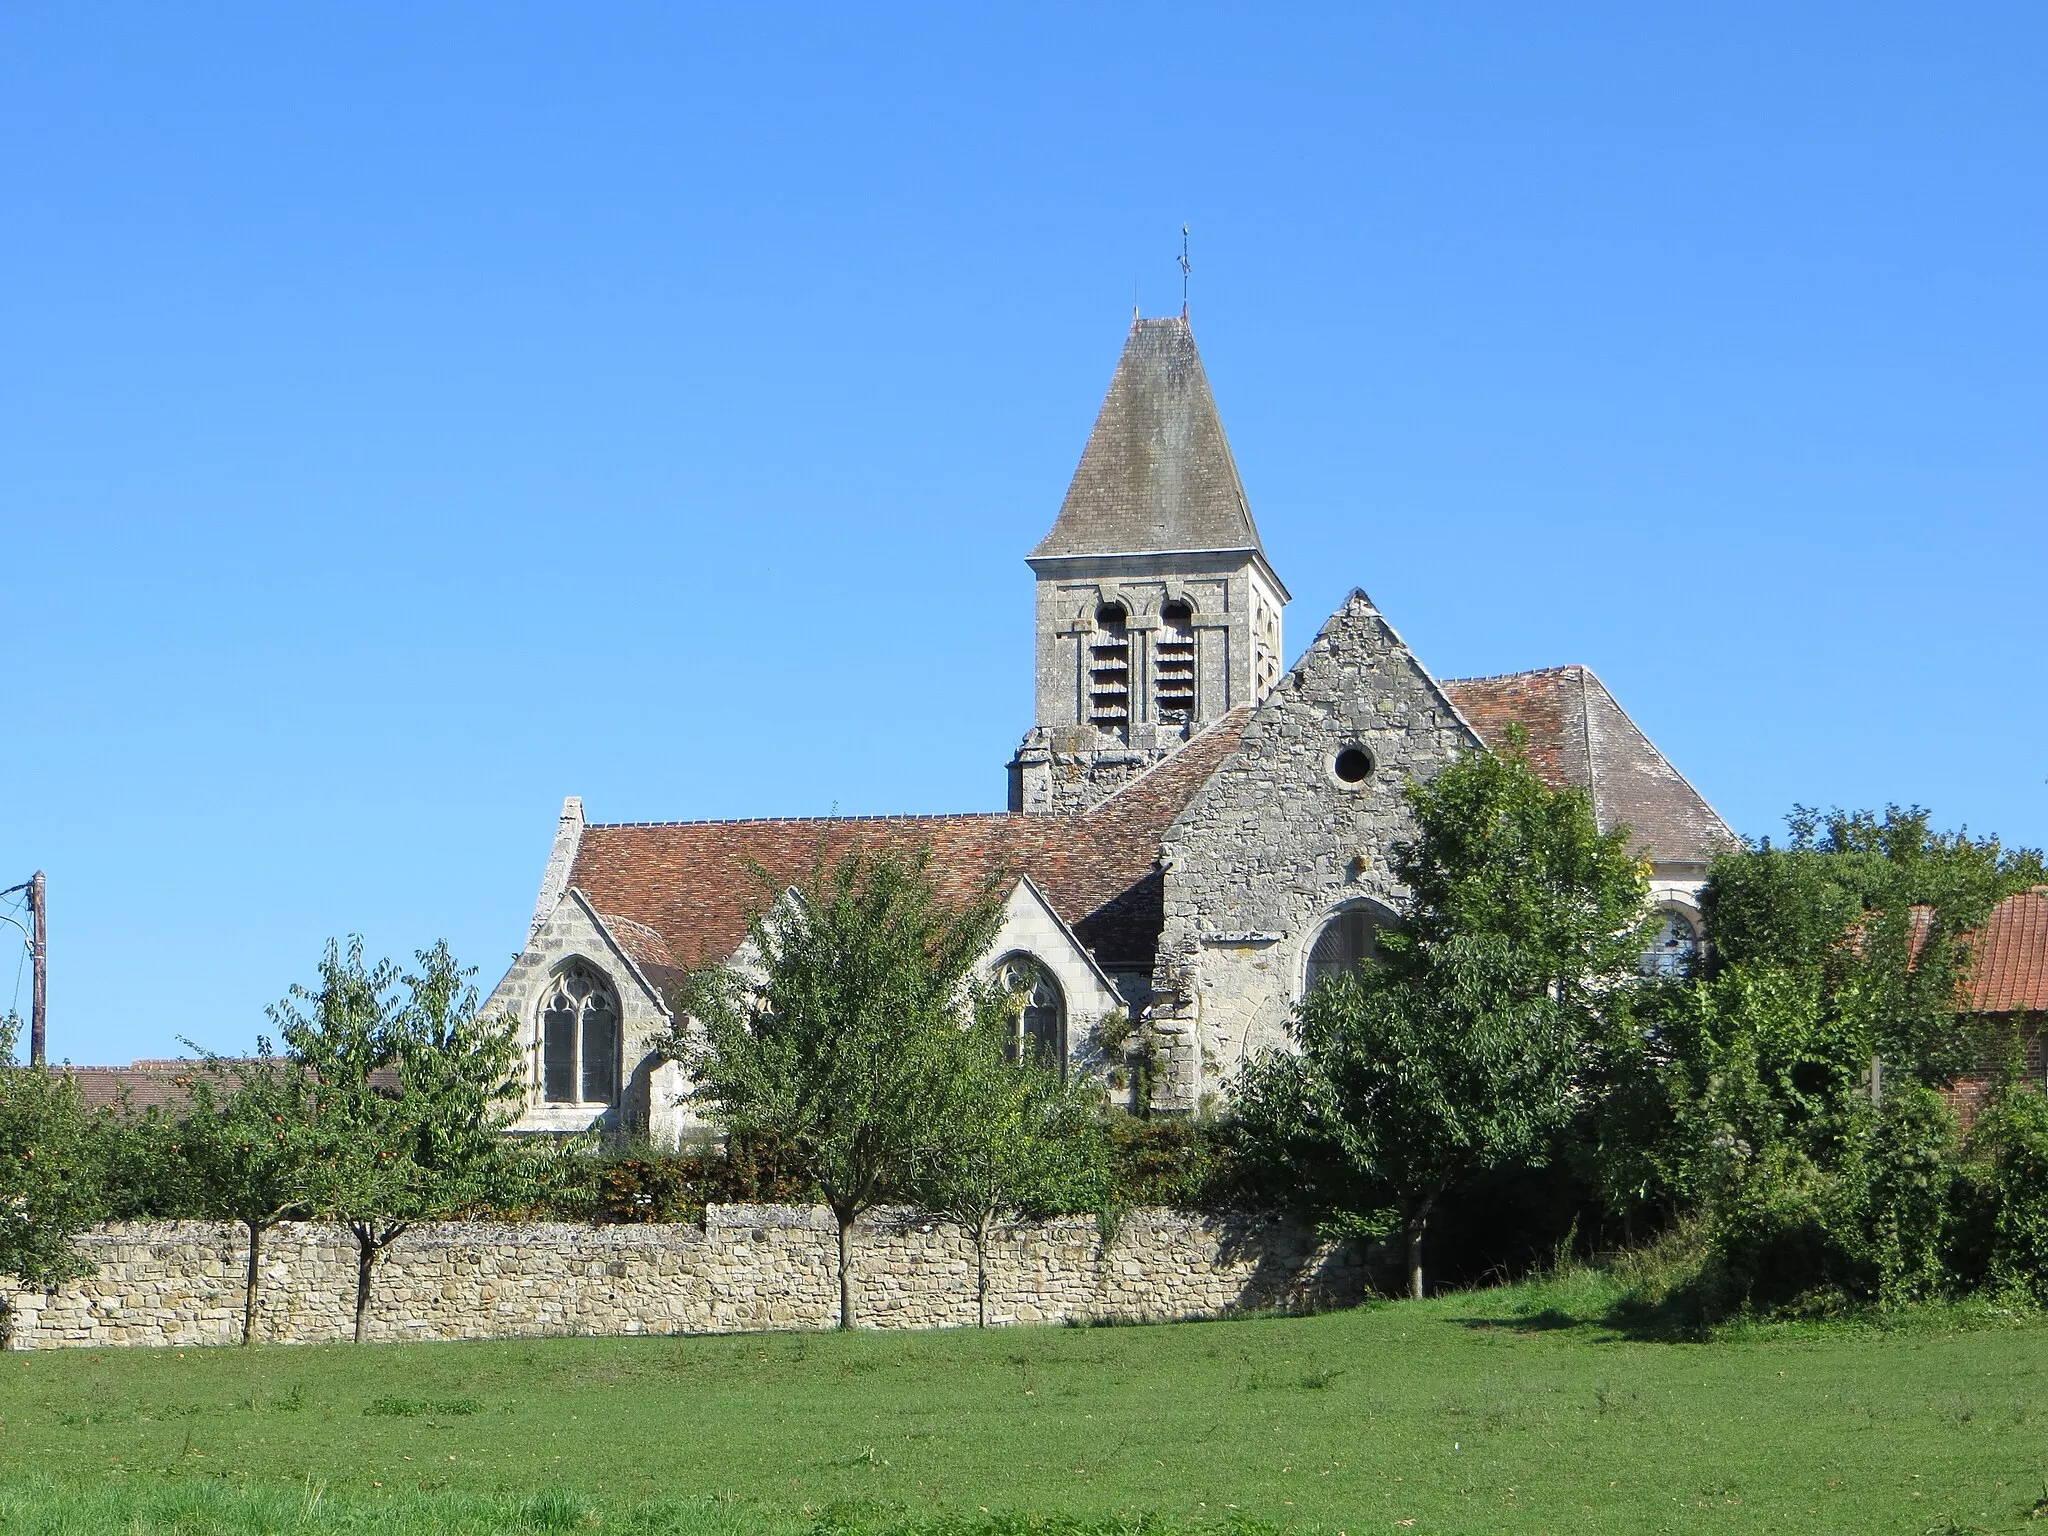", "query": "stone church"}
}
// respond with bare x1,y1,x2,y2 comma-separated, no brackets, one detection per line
484,315,1737,1141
